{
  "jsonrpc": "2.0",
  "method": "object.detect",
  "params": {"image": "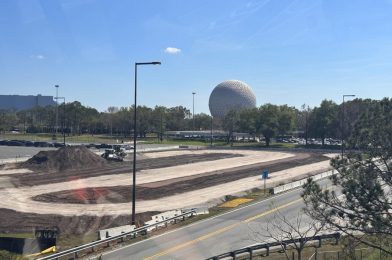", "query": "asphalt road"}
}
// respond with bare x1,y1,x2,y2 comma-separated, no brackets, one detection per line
93,179,333,260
